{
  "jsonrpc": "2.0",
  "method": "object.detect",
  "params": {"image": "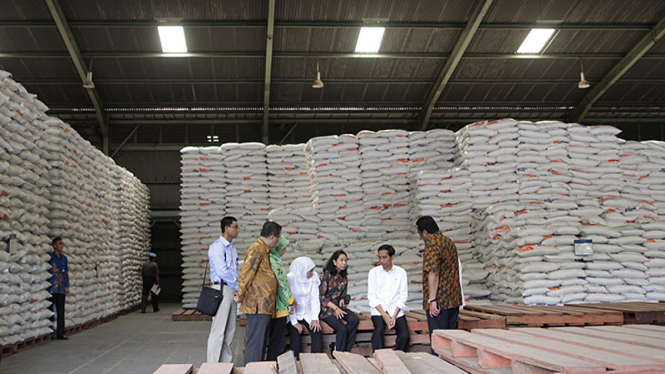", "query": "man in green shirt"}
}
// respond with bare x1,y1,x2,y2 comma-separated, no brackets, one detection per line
141,252,161,313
